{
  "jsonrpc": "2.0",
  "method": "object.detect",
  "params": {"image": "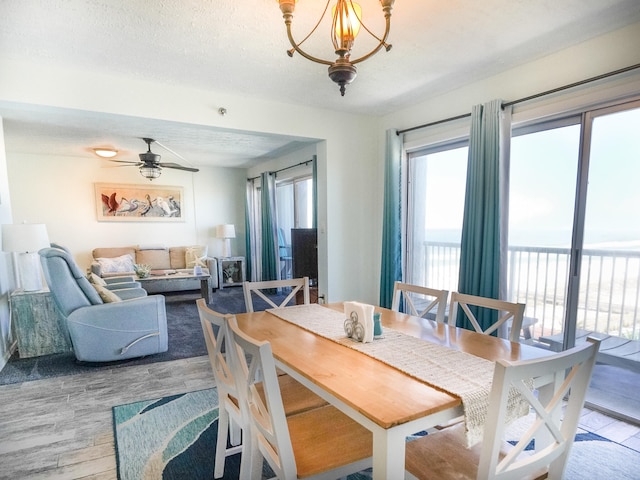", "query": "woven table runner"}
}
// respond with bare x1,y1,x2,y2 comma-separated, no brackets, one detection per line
267,304,529,446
